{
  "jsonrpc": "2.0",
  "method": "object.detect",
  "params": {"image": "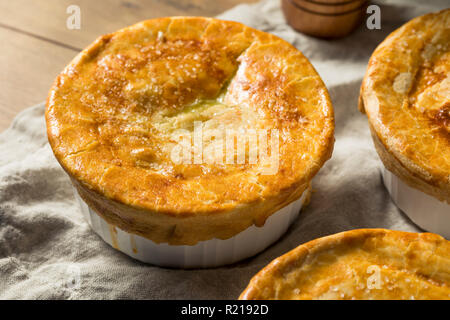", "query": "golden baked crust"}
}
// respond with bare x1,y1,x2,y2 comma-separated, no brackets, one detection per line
359,9,450,203
46,17,334,245
240,229,450,300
